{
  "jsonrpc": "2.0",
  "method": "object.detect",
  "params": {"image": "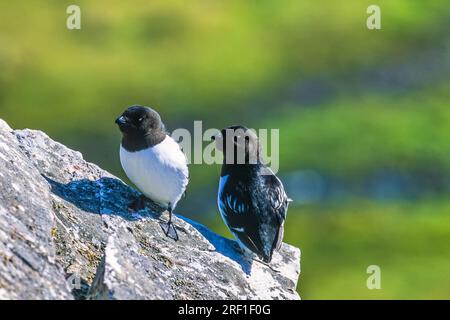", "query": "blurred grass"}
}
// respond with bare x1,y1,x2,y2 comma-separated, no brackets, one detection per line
0,0,449,299
1,1,449,136
276,84,450,177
